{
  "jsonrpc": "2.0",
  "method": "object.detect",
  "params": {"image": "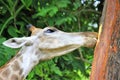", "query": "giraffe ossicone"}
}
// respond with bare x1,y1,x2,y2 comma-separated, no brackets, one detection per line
0,25,98,80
